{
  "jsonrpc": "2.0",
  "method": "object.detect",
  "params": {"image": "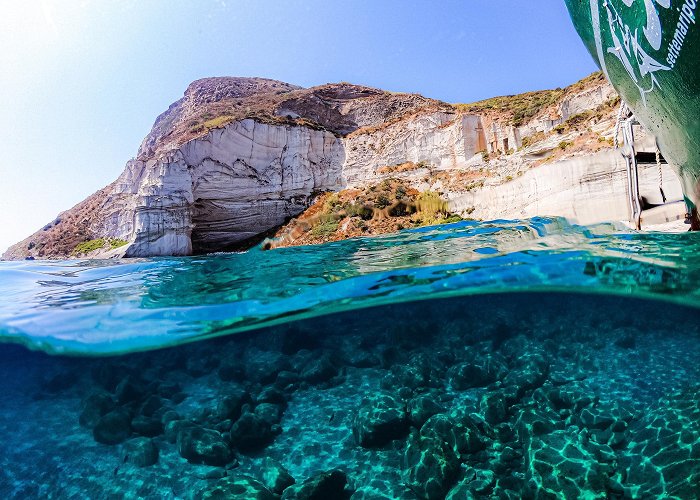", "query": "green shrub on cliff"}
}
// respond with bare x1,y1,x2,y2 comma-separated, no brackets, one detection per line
558,141,573,150
189,114,236,134
109,239,128,249
72,238,128,255
416,191,447,218
564,111,592,129
73,239,106,255
202,115,235,130
521,131,545,148
322,193,342,213
311,219,339,237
